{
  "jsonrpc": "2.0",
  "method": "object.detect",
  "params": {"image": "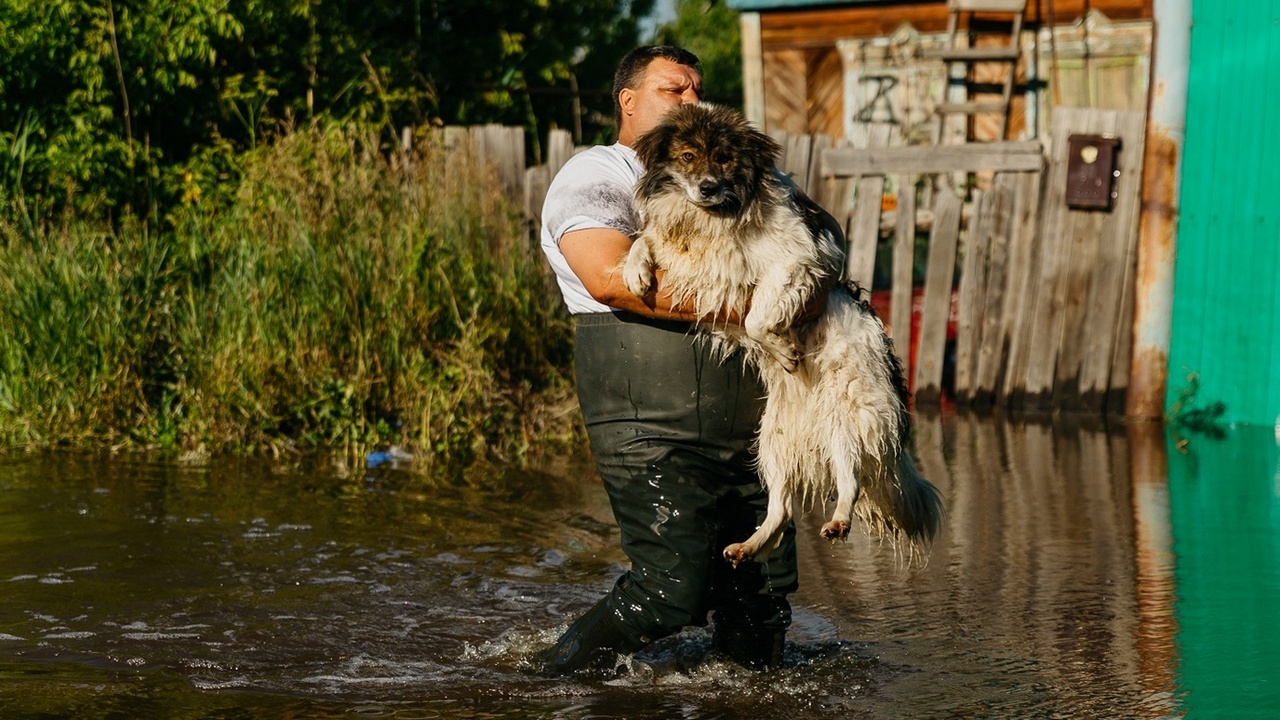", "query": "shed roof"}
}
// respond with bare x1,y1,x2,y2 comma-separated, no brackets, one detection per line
725,0,879,9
